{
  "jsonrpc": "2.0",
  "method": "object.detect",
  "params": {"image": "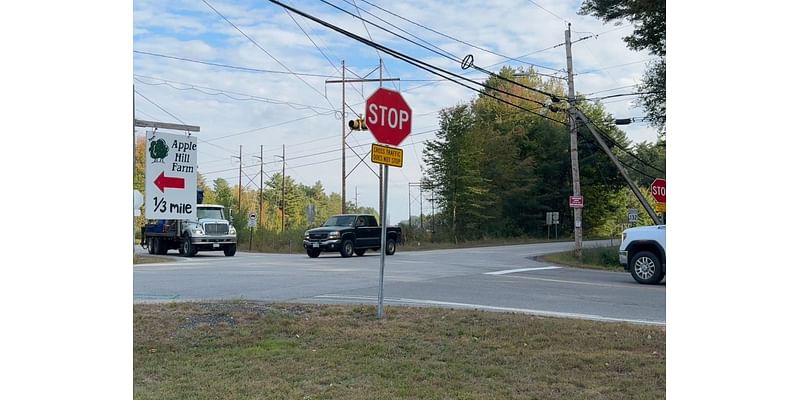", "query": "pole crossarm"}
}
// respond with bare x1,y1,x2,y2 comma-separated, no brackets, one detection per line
134,119,200,132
